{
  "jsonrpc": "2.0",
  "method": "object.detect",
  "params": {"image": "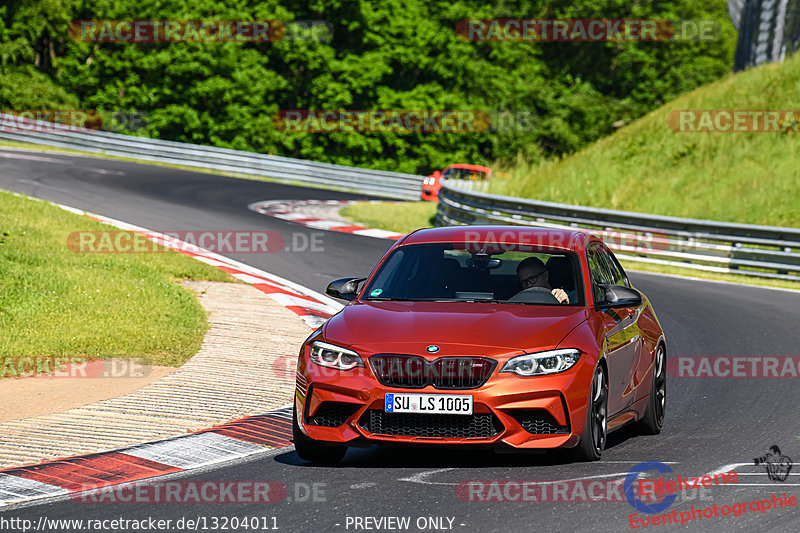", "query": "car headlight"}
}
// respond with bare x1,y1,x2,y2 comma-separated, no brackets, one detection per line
309,341,364,371
500,349,581,376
